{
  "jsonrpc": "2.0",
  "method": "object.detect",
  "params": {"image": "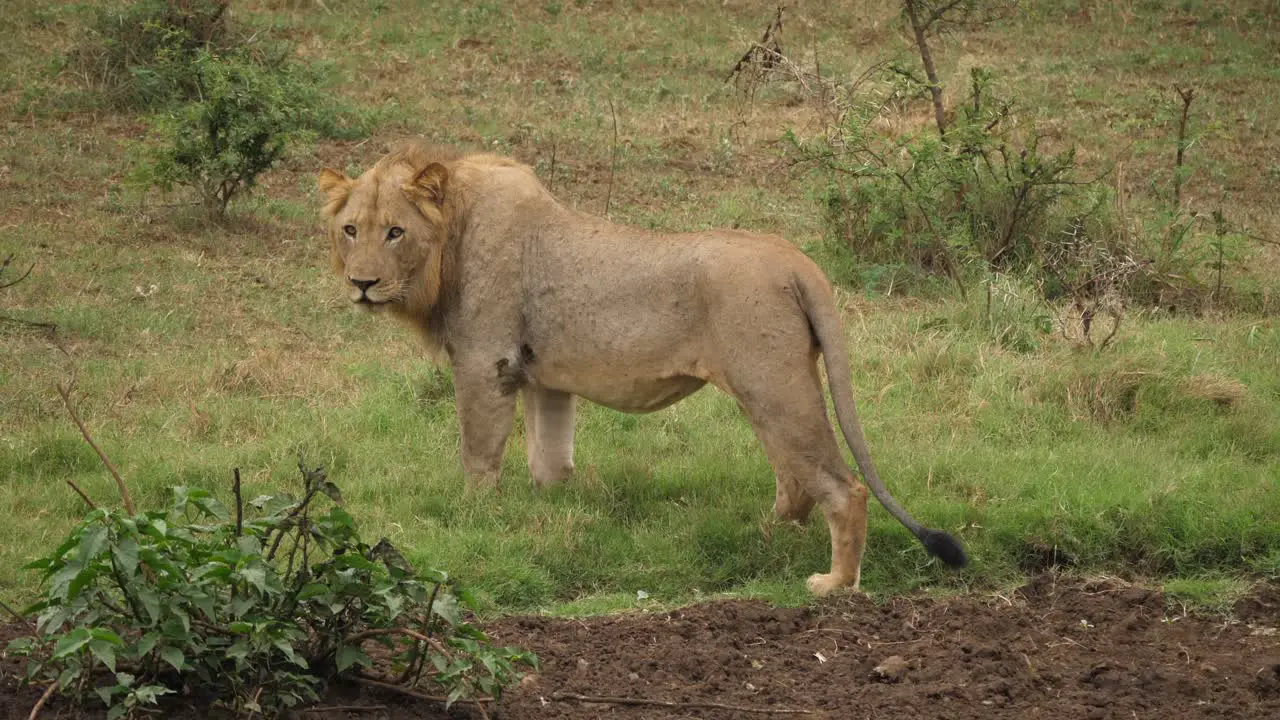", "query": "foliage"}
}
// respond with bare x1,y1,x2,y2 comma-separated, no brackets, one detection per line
128,52,323,217
6,462,536,717
791,63,1261,316
793,67,1089,286
67,0,238,107
68,1,369,216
